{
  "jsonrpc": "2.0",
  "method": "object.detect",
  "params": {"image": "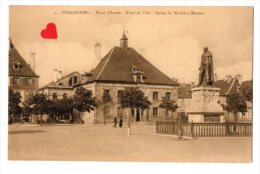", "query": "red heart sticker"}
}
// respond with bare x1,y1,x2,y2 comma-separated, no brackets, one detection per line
41,23,58,39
